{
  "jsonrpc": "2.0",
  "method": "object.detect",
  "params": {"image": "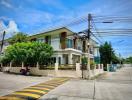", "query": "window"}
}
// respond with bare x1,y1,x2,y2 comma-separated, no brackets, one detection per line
37,38,44,42
67,39,73,48
60,32,67,49
30,38,37,42
90,47,94,54
77,40,82,50
45,36,51,44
